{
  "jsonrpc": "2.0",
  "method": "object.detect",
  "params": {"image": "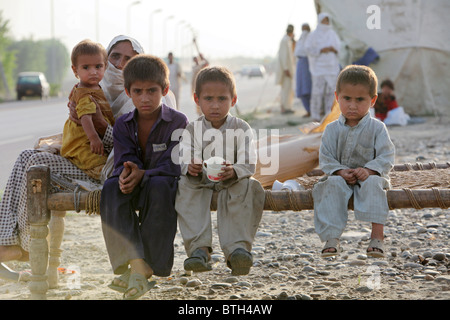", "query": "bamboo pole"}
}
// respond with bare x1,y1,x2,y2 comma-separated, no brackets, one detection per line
307,162,450,177
47,188,450,213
